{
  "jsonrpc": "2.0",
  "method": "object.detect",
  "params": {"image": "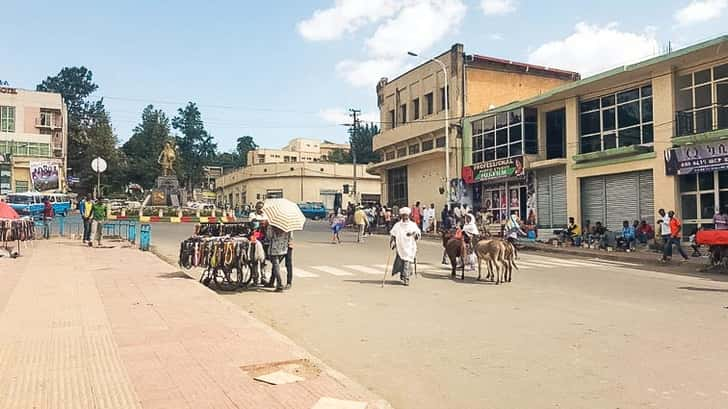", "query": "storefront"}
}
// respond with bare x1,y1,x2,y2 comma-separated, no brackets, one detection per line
665,140,728,236
580,170,654,231
535,166,567,229
464,156,534,224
